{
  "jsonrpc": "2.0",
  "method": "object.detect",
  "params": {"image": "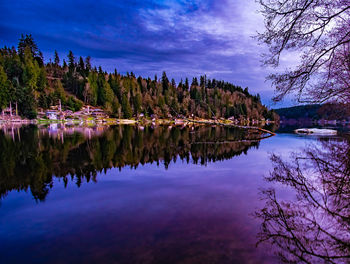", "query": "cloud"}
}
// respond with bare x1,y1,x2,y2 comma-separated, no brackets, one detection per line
0,0,284,105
